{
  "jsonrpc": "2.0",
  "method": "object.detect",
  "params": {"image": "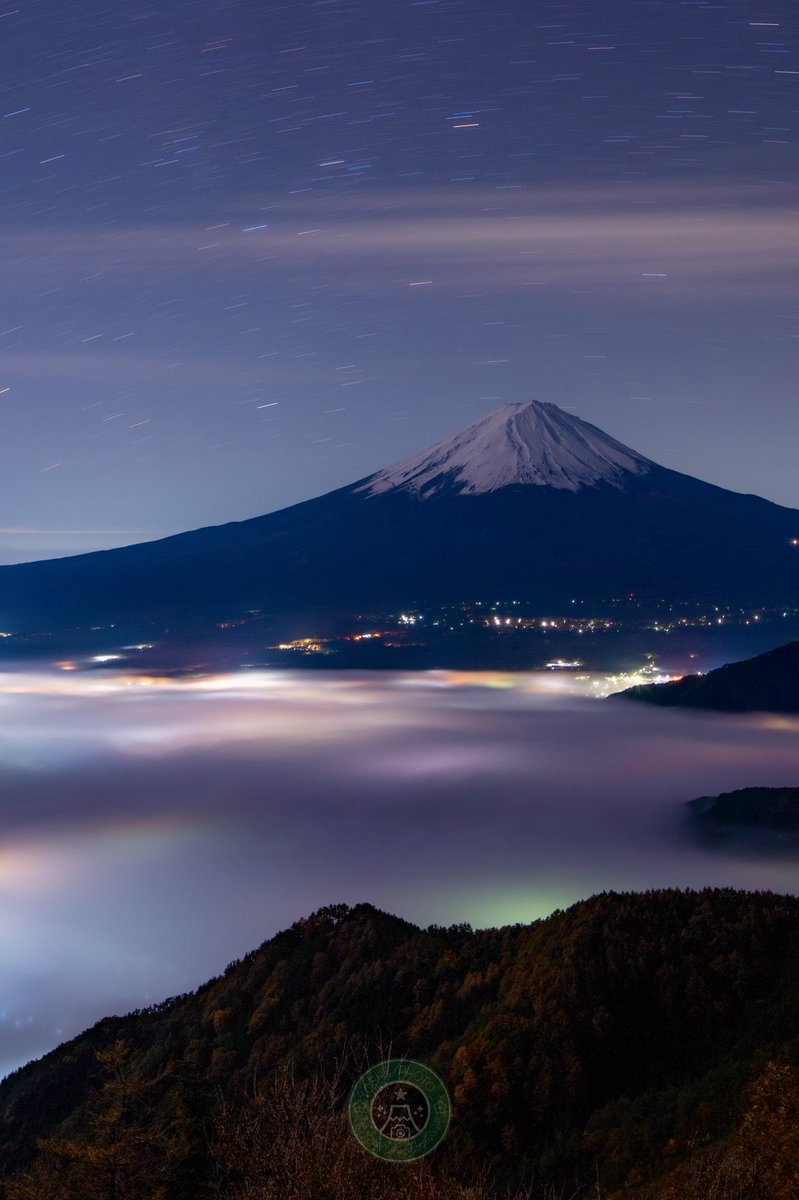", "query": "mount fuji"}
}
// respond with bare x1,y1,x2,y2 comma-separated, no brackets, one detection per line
361,400,652,498
1,399,798,636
